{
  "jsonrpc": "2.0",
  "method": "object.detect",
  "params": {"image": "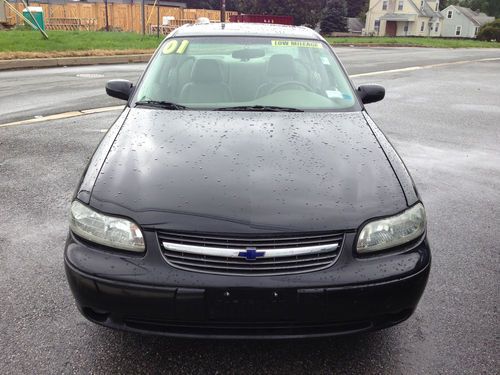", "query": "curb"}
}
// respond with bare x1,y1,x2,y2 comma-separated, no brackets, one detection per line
0,54,153,71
